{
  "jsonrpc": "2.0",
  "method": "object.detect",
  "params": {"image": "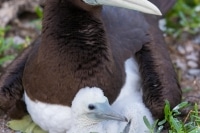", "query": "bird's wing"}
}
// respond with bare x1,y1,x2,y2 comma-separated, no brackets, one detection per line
136,10,181,119
0,38,40,119
102,4,181,120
